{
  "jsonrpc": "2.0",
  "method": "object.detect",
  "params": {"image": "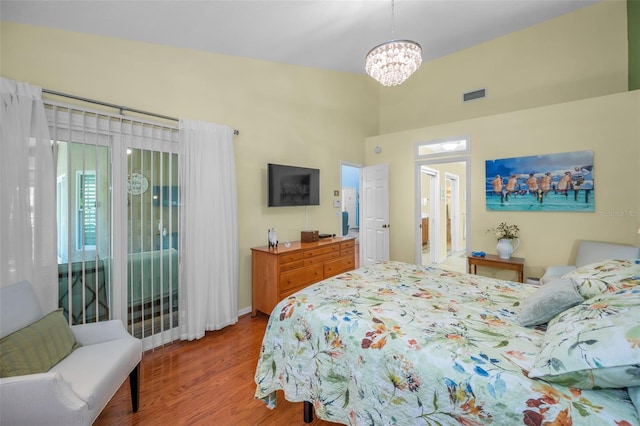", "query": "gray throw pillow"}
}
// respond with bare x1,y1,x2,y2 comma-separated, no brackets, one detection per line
518,278,583,327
